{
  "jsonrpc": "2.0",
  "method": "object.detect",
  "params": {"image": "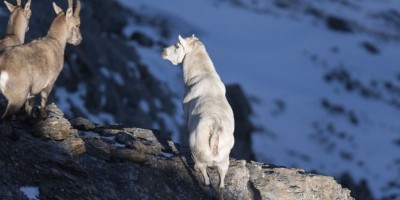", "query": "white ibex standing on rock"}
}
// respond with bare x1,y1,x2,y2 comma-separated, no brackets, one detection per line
162,35,235,198
0,0,32,48
0,0,81,135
